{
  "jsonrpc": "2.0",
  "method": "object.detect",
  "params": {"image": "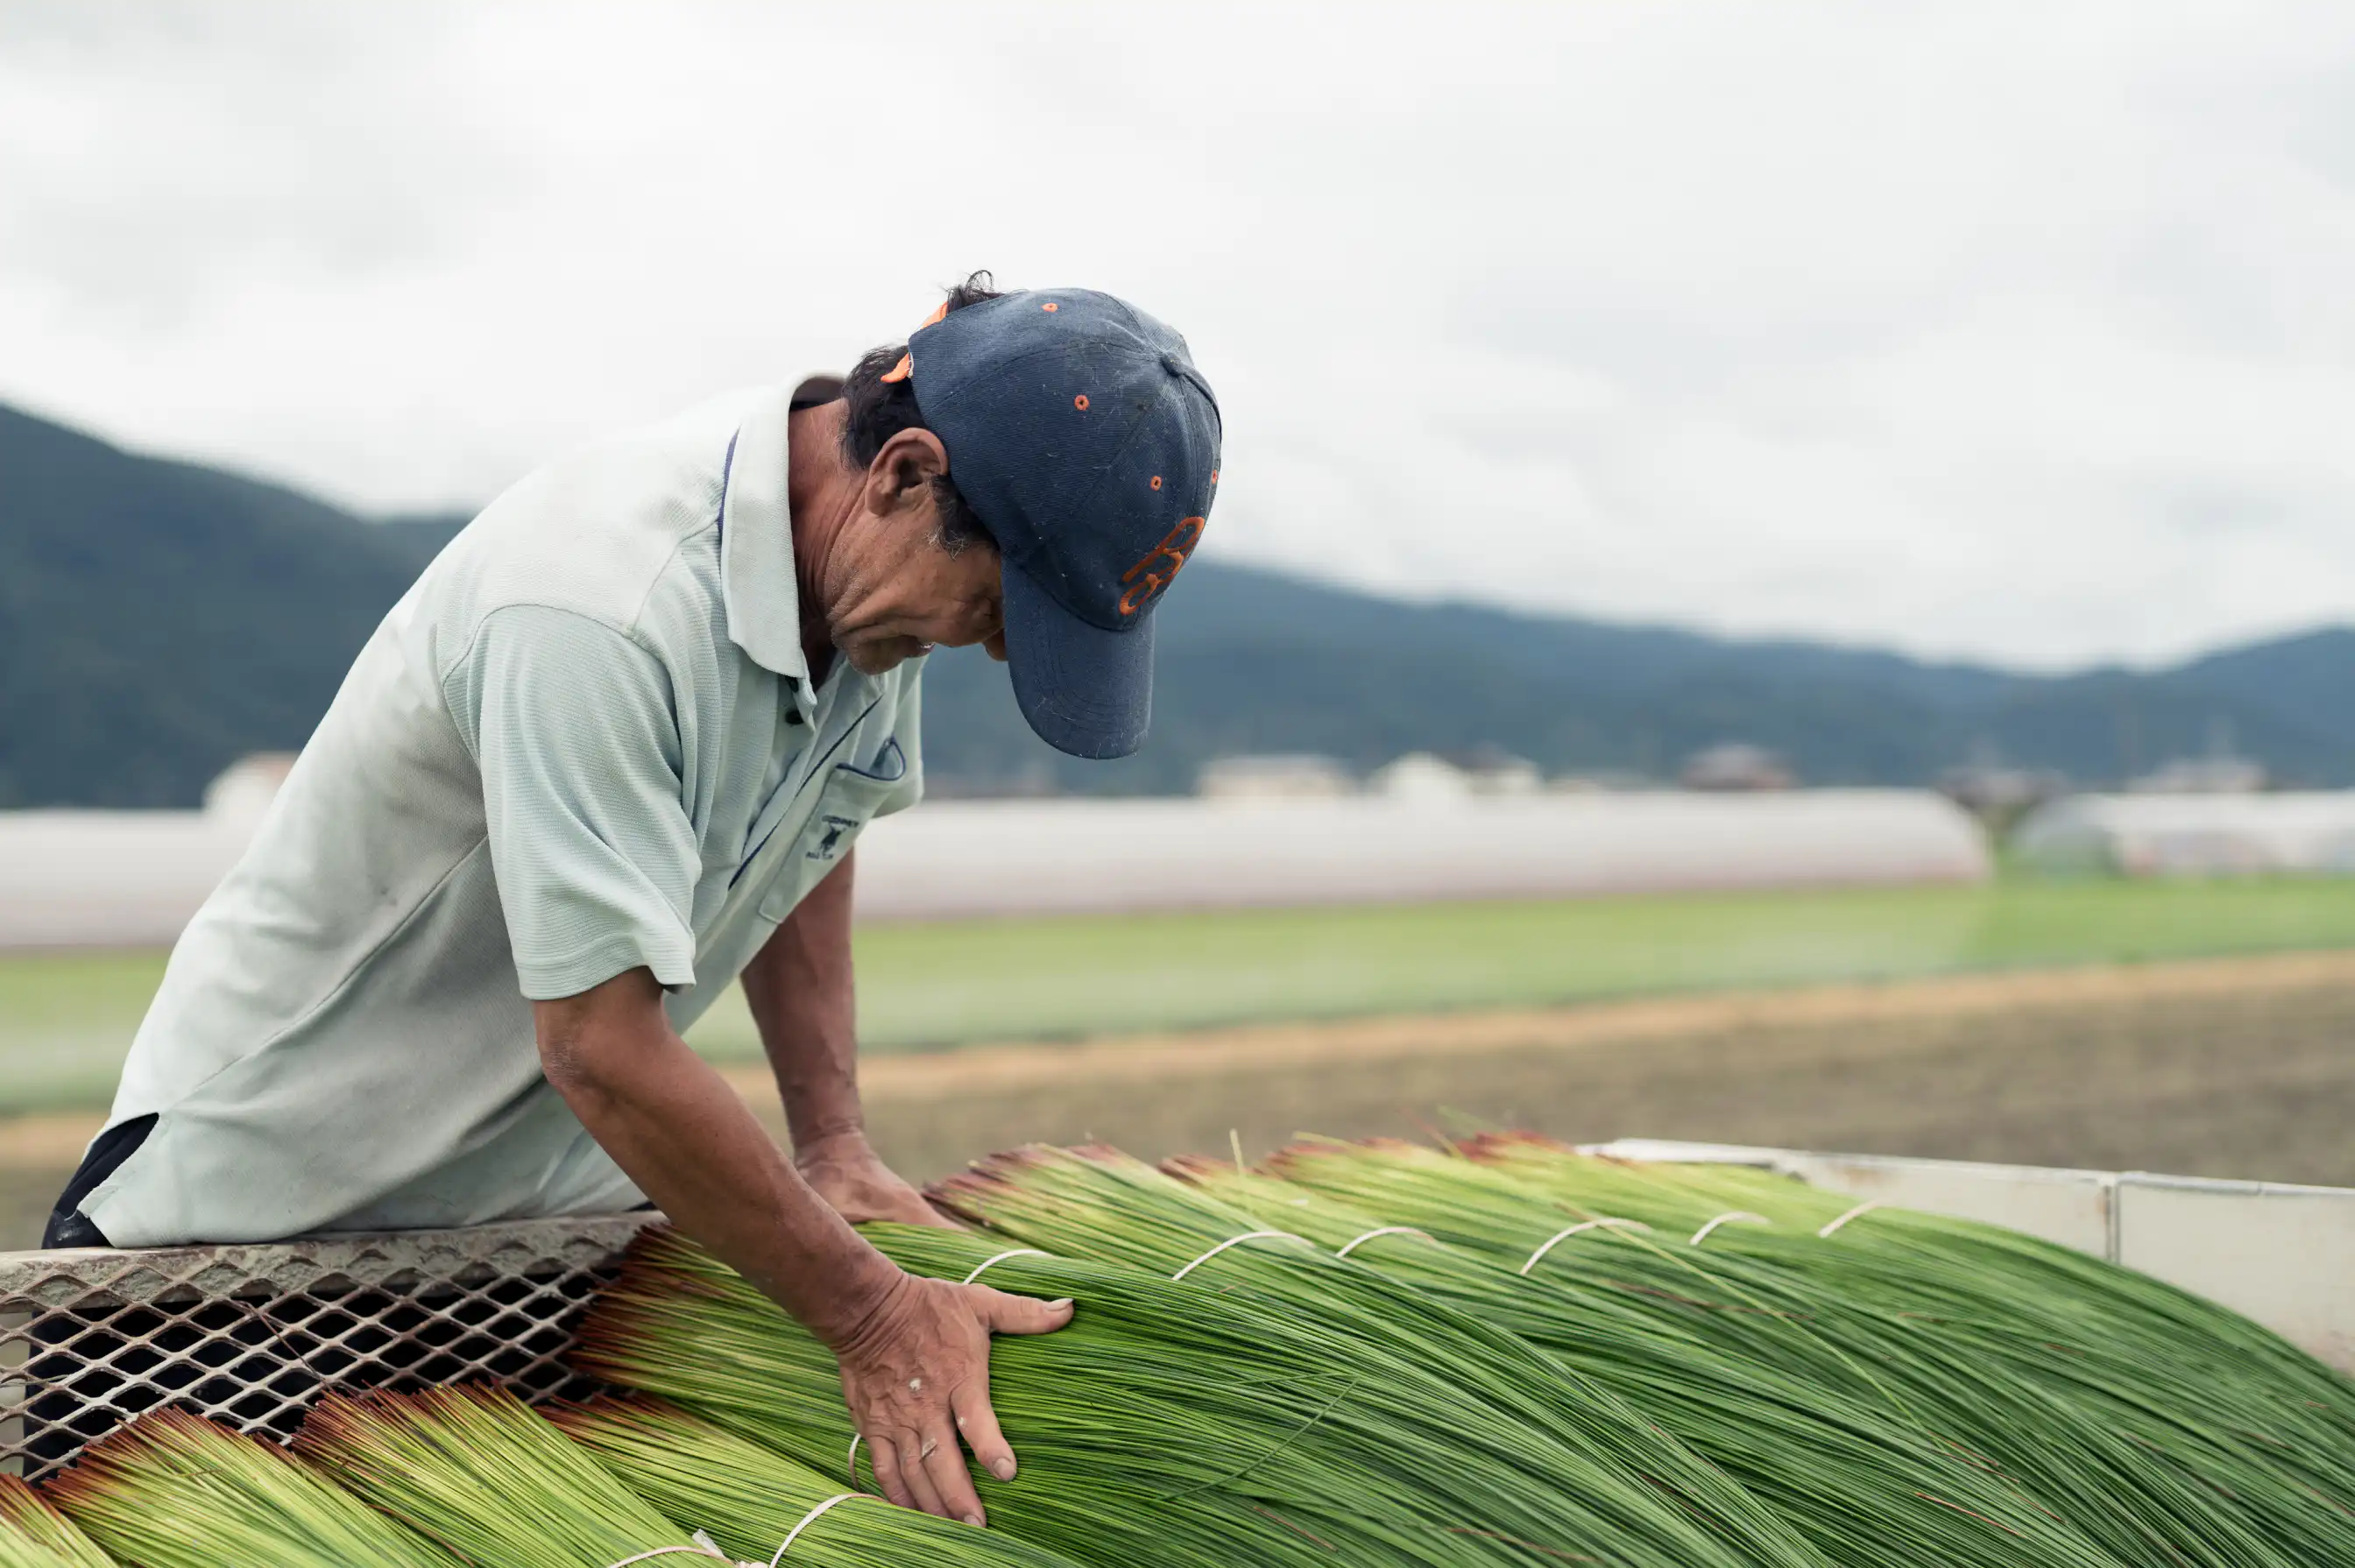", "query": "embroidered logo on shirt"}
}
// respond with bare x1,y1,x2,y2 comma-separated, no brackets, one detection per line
807,815,858,861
